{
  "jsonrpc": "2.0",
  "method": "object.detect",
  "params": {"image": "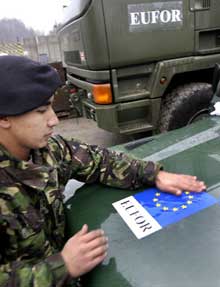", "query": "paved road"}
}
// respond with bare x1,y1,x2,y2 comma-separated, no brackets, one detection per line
55,117,136,147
